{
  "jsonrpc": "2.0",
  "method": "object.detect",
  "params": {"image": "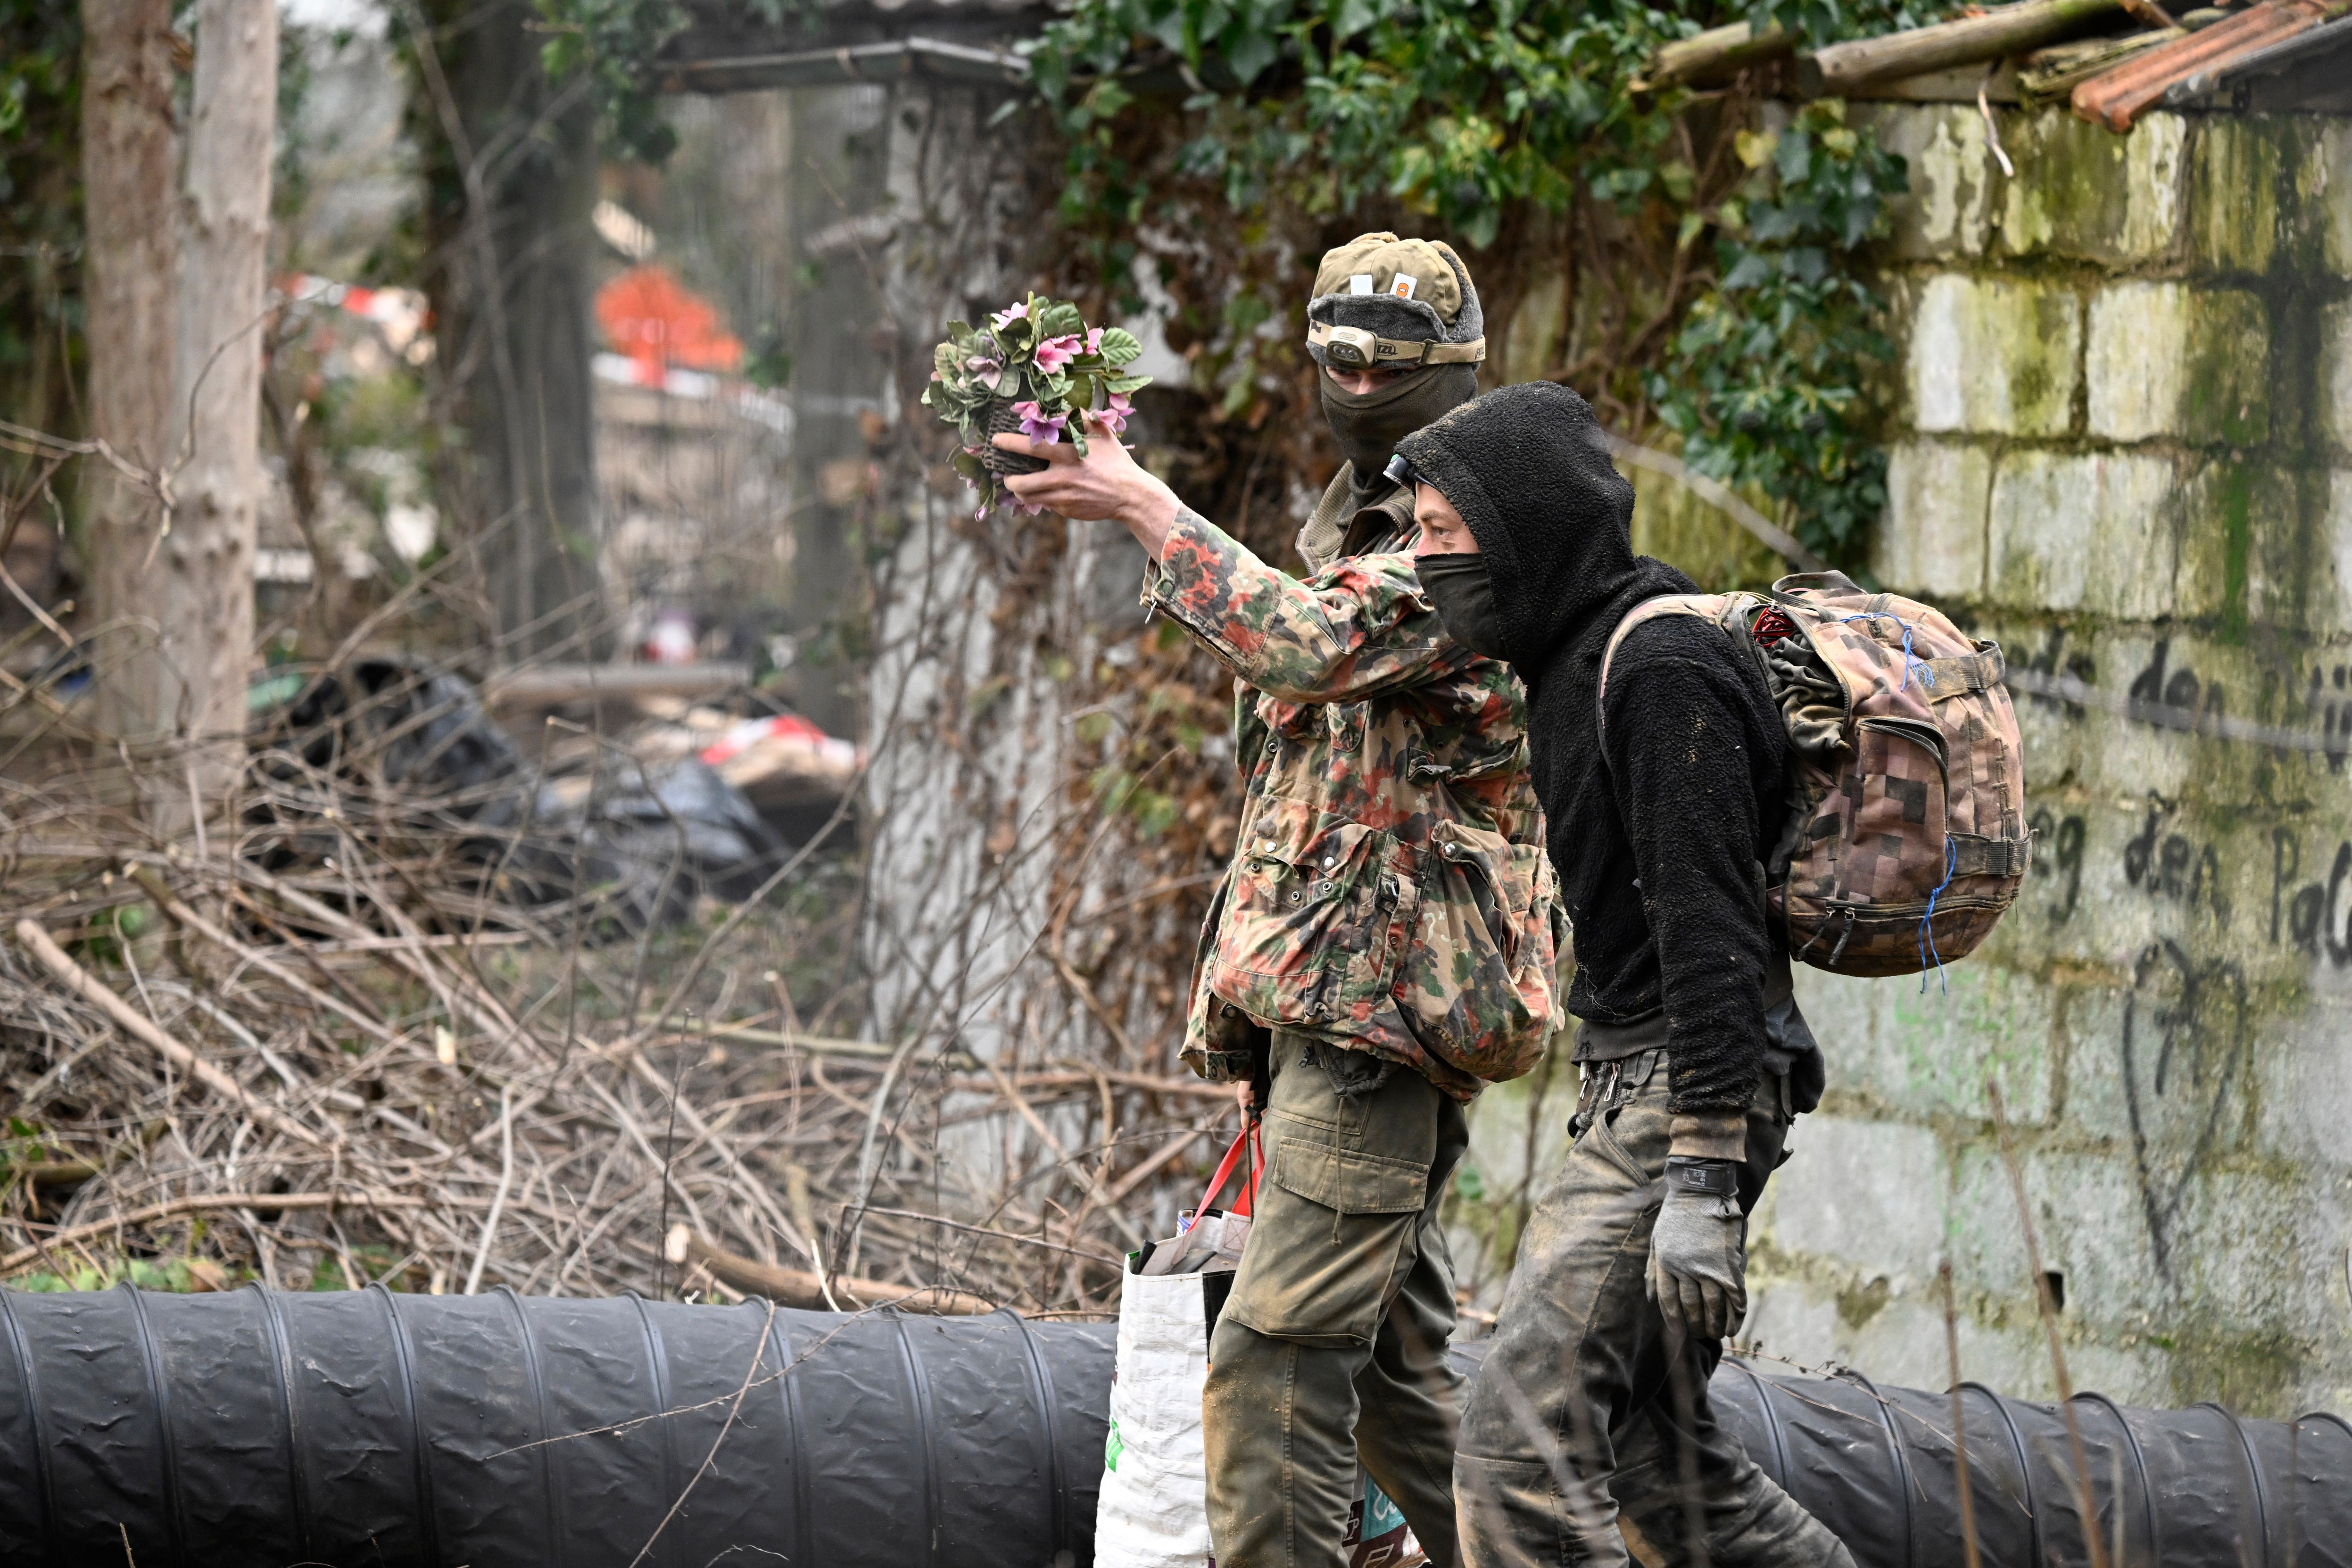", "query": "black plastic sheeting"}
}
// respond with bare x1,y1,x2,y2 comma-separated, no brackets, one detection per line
2,1285,2349,1568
